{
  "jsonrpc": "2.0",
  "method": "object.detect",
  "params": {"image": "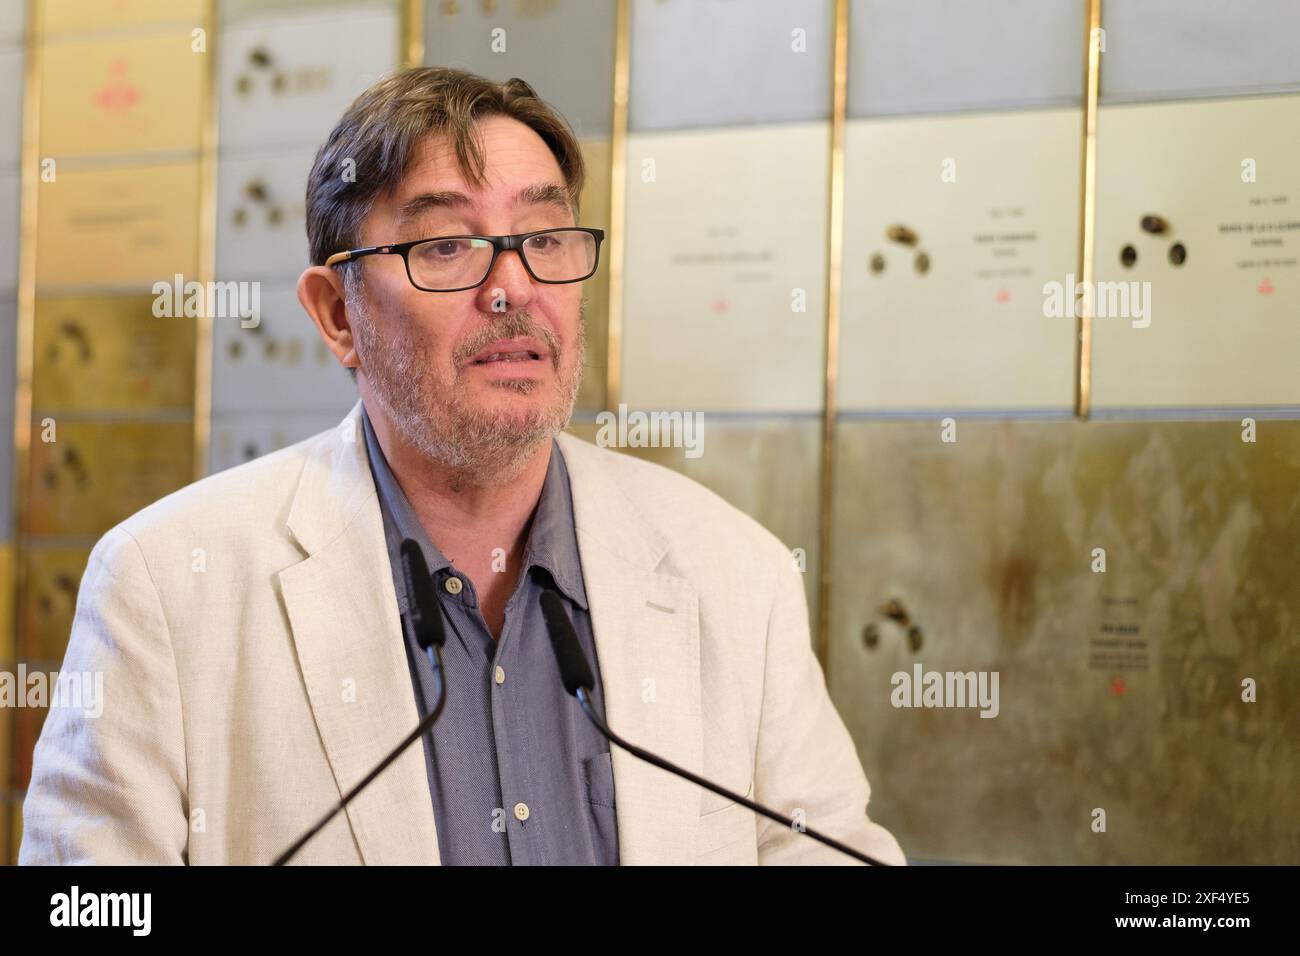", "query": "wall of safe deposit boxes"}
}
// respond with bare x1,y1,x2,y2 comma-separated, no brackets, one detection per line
2,0,1299,864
